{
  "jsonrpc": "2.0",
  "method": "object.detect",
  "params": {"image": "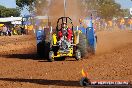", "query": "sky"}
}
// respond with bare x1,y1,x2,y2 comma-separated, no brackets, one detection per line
115,0,132,9
0,0,28,16
0,0,16,8
0,0,132,16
